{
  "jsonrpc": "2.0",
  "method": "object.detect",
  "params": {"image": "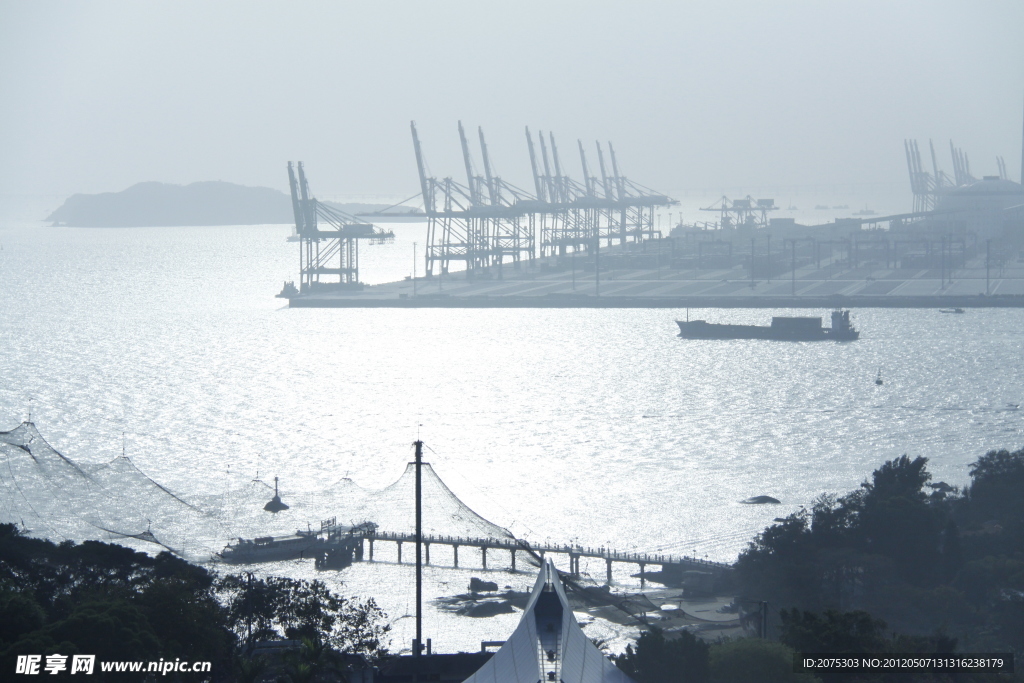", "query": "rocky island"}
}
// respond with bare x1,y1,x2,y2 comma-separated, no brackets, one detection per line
46,181,406,227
